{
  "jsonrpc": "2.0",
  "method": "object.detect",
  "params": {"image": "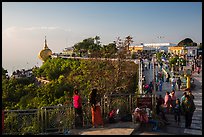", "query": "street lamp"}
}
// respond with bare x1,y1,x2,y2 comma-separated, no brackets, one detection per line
152,54,156,119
